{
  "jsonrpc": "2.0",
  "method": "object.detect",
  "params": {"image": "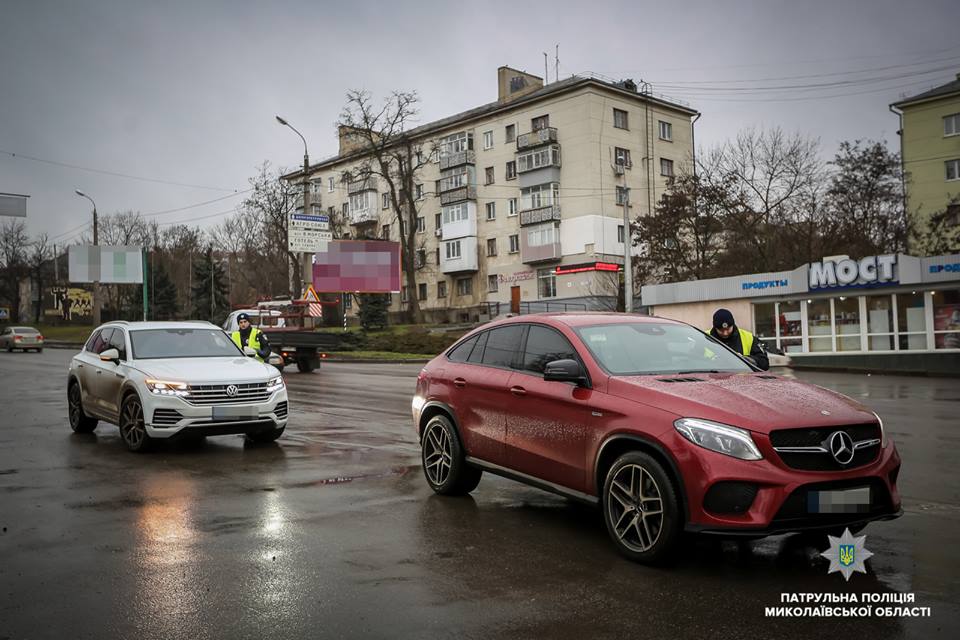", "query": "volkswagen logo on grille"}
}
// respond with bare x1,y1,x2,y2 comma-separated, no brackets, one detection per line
225,384,239,397
829,430,855,465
